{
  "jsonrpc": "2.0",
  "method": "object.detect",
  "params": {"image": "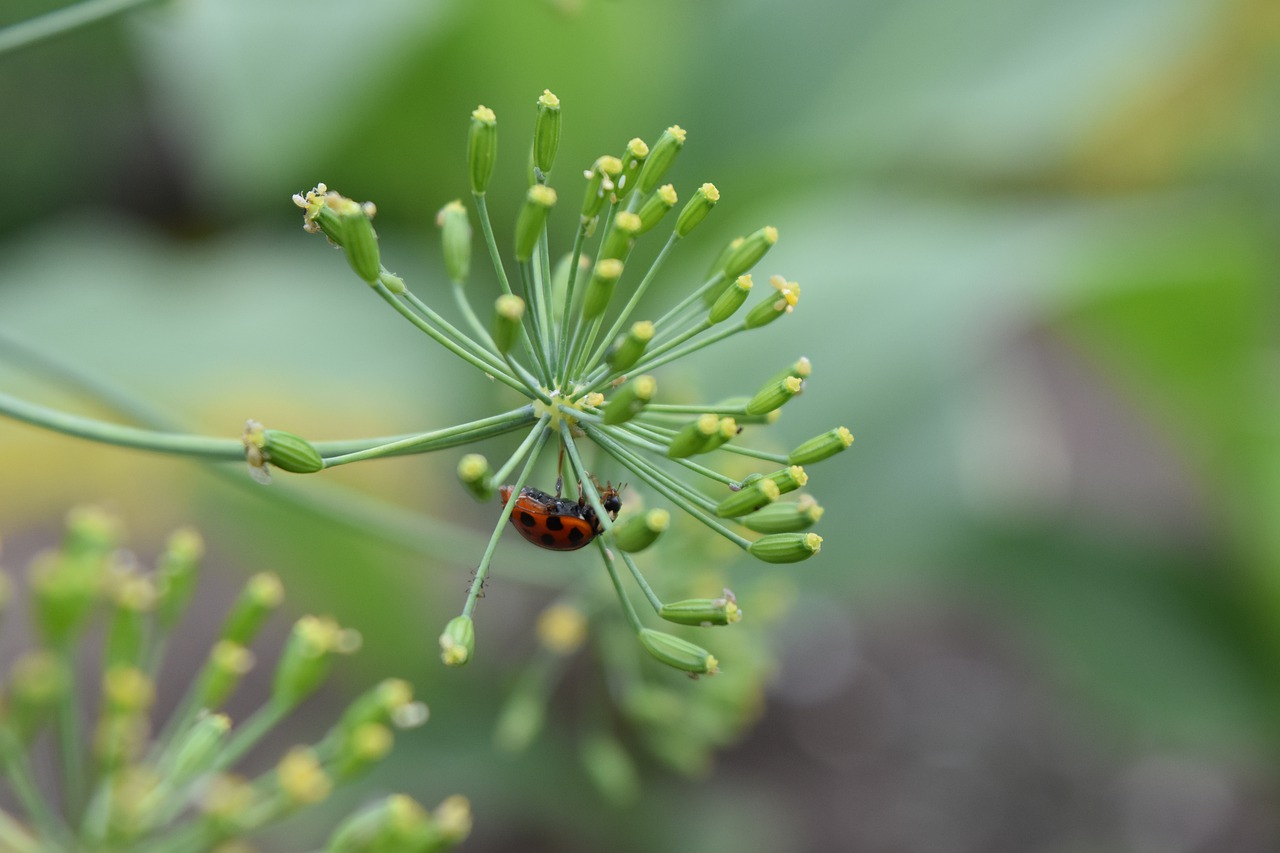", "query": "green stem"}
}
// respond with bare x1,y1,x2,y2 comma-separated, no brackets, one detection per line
211,701,291,774
0,726,71,847
0,0,162,55
639,403,749,416
399,288,504,367
322,408,536,468
462,419,552,618
618,549,664,614
587,321,744,393
0,390,245,458
630,420,789,464
475,194,548,384
651,271,726,331
587,427,750,549
583,231,681,372
372,284,532,396
555,222,590,380
310,406,533,456
592,428,717,513
602,423,737,486
537,232,557,368
451,281,497,352
517,261,555,383
52,643,86,828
